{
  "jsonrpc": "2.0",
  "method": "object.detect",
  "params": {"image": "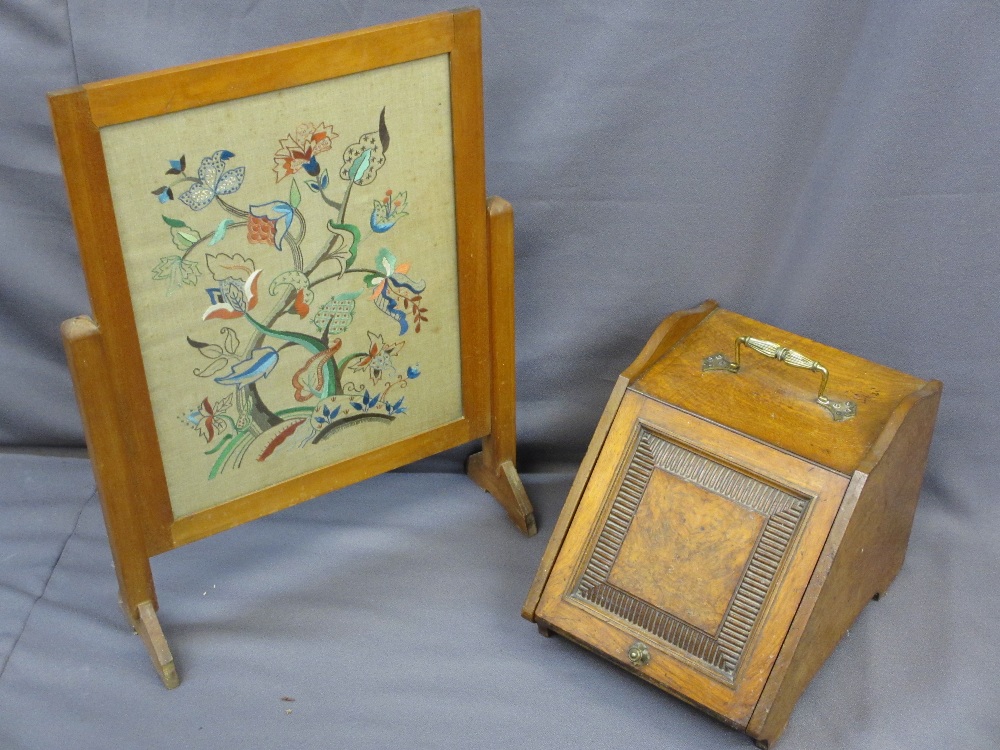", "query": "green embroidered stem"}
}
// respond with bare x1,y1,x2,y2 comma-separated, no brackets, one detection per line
204,433,233,456
209,428,251,479
180,221,247,260
244,313,338,399
337,351,368,373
